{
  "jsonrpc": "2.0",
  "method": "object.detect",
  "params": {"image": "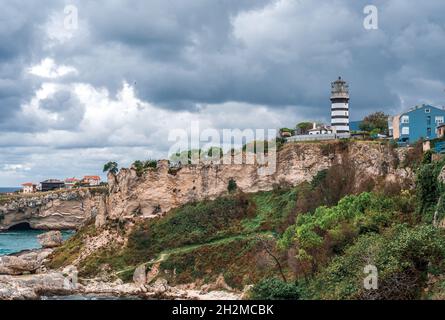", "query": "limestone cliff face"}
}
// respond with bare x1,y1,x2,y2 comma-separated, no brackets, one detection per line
0,189,104,231
96,142,411,226
1,142,408,232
